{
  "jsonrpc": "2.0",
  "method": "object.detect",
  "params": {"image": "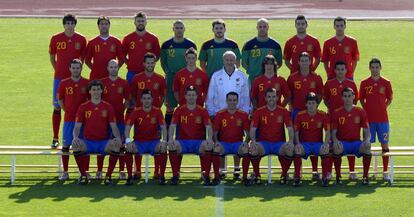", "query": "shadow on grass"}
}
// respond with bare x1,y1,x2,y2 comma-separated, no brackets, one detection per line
4,176,414,203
